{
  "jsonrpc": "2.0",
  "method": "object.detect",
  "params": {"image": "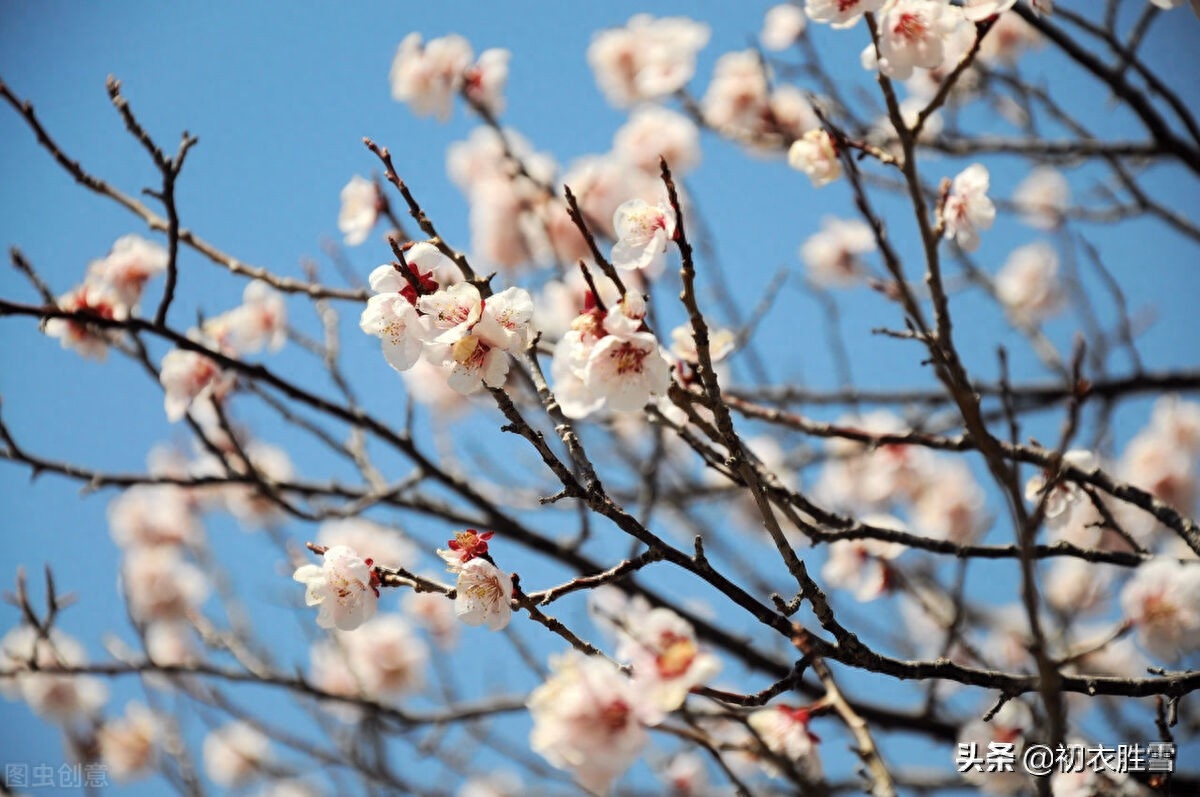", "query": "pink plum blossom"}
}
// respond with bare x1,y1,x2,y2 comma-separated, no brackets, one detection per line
86,234,168,310
44,281,126,360
1012,166,1070,230
293,545,380,631
97,702,159,782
